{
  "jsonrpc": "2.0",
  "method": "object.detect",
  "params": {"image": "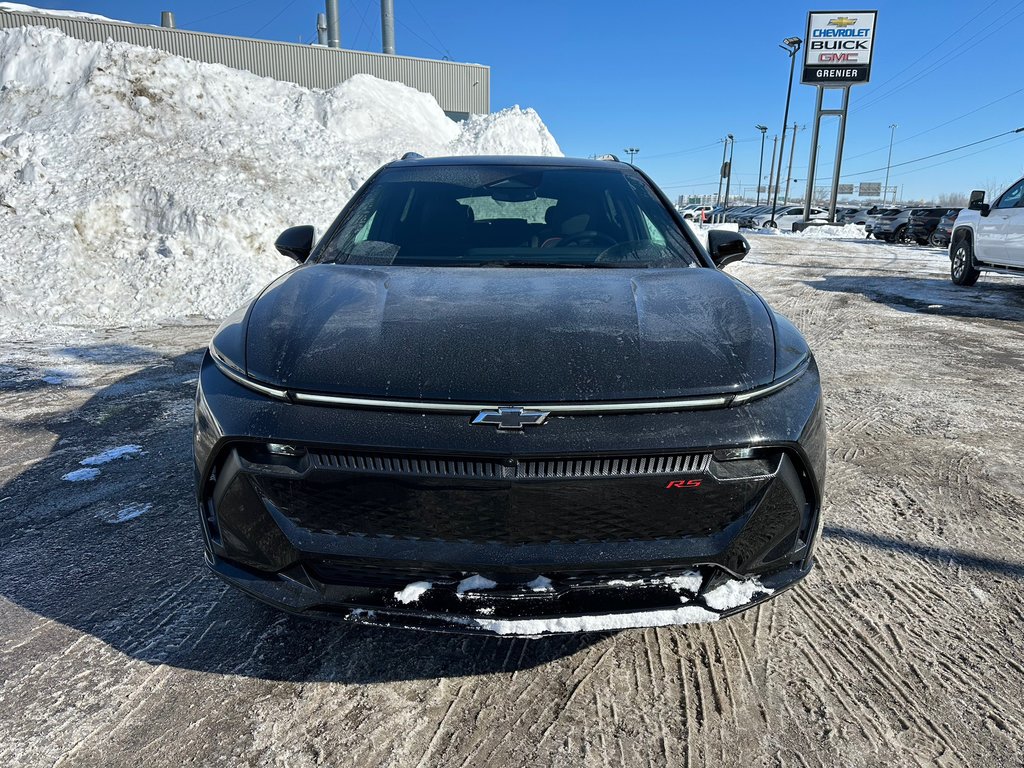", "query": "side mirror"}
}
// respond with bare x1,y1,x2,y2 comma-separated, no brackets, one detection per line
707,229,750,269
275,225,315,263
968,190,990,217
